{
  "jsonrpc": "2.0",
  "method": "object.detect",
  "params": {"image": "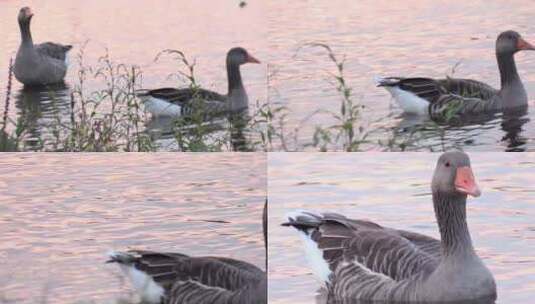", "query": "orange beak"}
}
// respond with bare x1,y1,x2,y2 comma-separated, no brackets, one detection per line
517,37,535,51
246,53,261,64
455,167,481,197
